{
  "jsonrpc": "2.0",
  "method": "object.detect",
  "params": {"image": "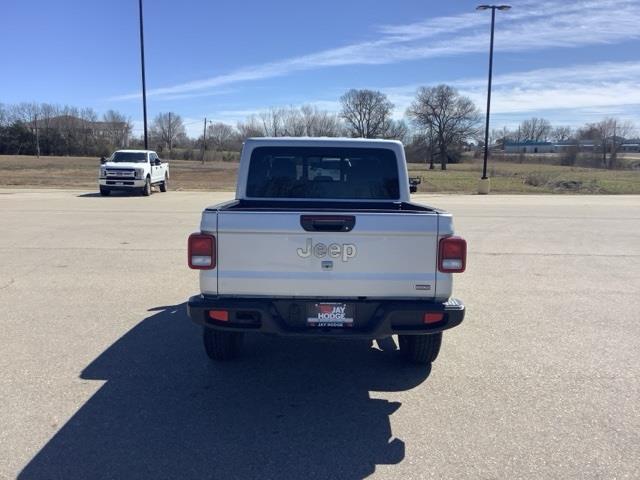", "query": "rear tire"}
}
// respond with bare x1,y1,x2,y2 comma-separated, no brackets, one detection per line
203,328,243,361
399,333,442,365
160,174,168,192
99,187,110,196
142,177,151,196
